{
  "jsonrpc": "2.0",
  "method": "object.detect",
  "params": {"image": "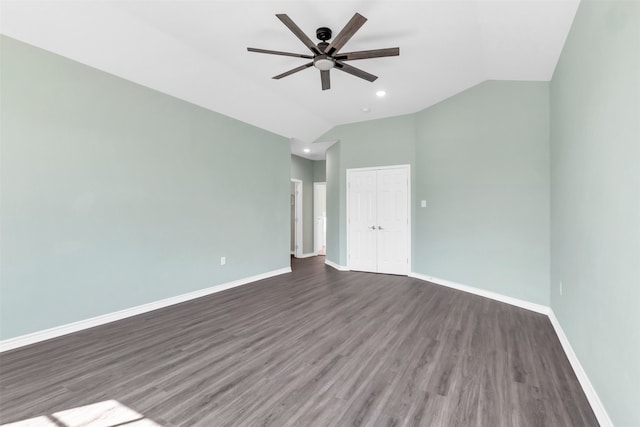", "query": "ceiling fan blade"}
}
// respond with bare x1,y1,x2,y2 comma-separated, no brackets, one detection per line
273,62,314,79
321,70,330,91
324,13,367,56
335,47,400,61
248,47,313,59
276,14,321,55
334,61,378,82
